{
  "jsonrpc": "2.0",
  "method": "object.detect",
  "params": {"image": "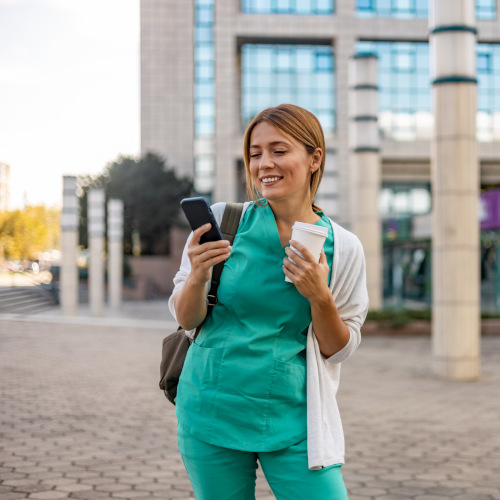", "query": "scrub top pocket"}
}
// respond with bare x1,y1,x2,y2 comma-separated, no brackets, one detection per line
178,341,223,417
